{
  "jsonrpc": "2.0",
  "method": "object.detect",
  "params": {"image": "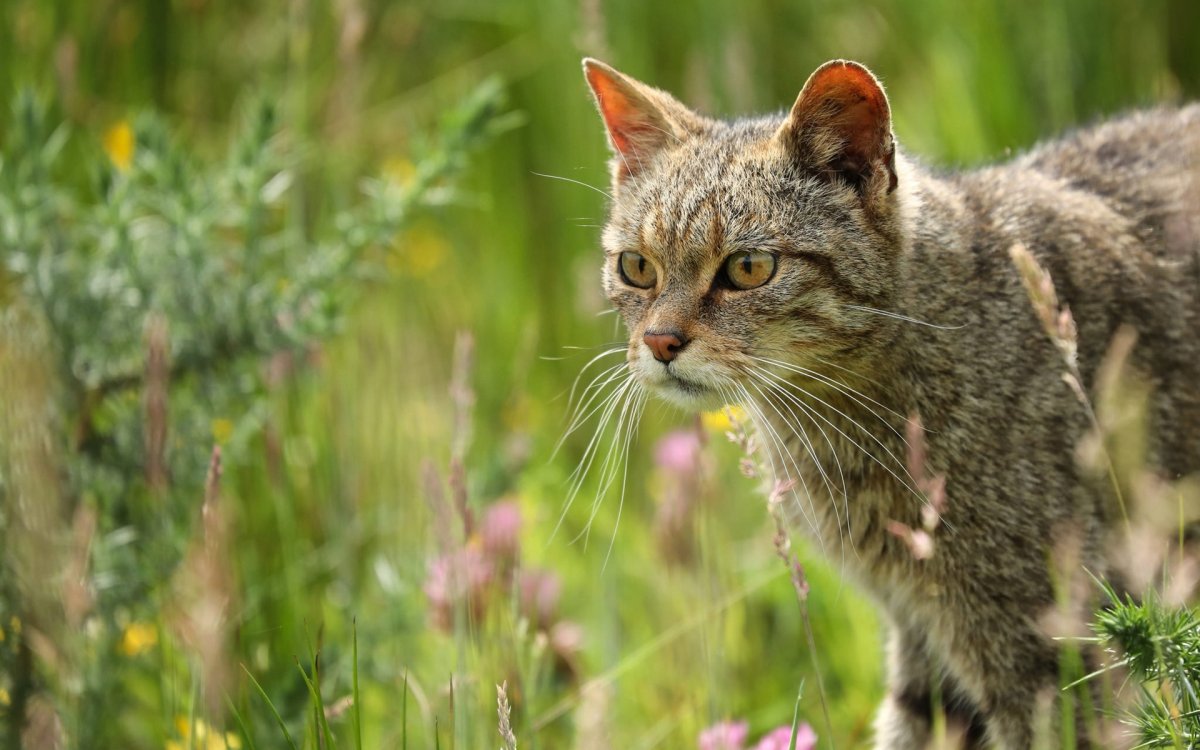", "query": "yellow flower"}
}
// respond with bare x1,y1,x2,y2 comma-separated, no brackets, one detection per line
103,121,135,172
211,418,234,445
389,222,449,278
171,716,243,750
119,621,158,656
701,405,747,432
0,687,9,706
381,156,416,187
0,624,5,642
